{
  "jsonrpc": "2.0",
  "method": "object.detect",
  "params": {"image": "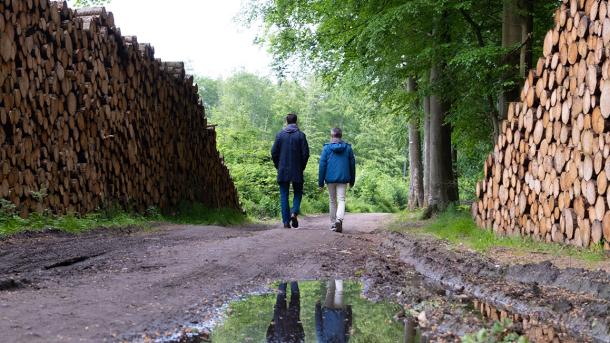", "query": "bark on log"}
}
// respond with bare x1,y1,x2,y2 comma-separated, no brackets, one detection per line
473,1,610,251
0,0,241,216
